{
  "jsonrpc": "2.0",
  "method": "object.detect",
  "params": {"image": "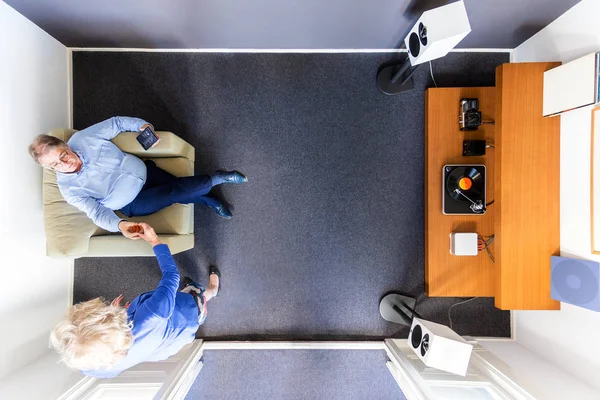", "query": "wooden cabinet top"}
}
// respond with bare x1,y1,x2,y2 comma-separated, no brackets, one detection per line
425,63,561,310
494,63,560,310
